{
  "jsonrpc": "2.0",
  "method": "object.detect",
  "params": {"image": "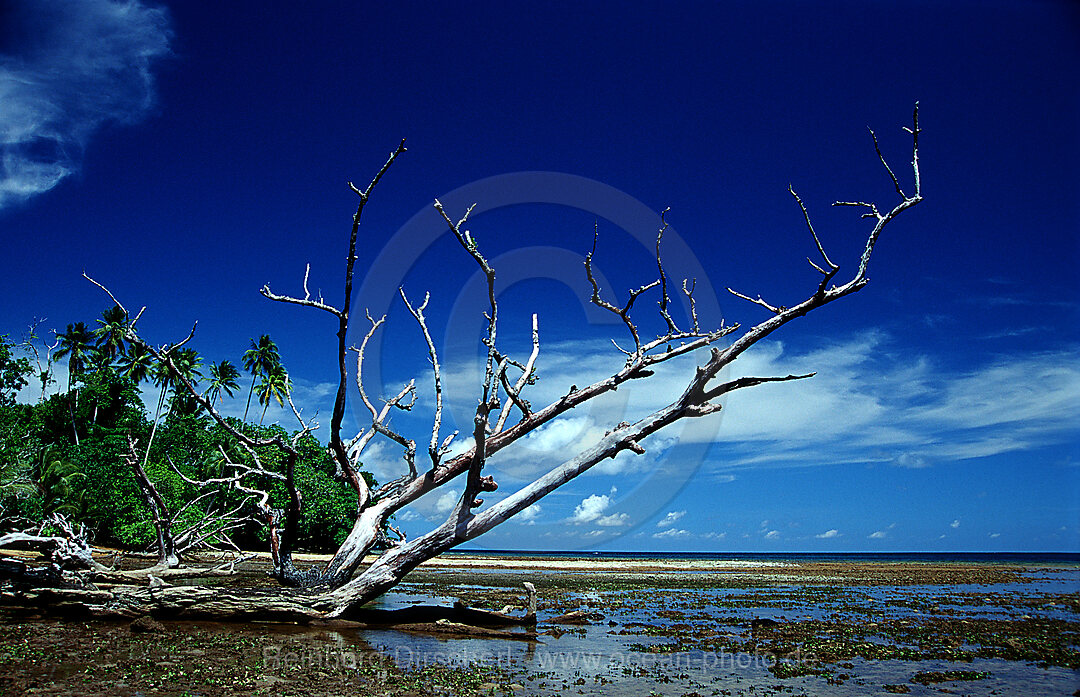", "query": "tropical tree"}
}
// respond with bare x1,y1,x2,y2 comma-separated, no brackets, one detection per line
165,348,203,418
117,343,154,385
53,322,94,390
0,335,31,407
138,346,204,473
205,360,241,407
0,336,33,512
20,320,60,403
51,322,95,445
93,305,129,368
33,447,88,519
256,362,291,425
241,335,279,422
